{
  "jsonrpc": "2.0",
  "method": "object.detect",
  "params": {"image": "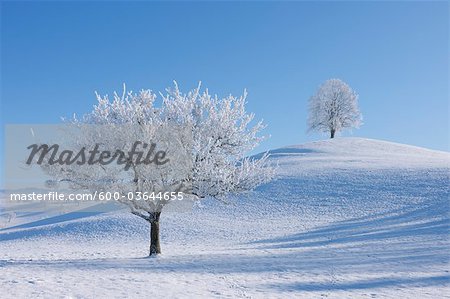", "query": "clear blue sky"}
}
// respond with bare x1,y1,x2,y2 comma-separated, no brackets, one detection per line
1,1,449,171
